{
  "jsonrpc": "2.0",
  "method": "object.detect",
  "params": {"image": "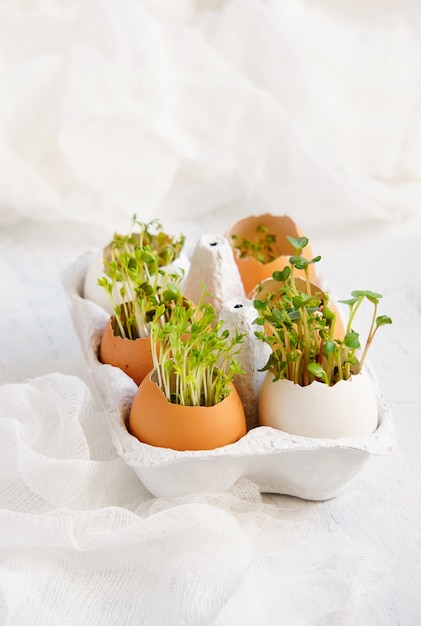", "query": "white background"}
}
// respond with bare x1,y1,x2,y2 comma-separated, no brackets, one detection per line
1,1,420,624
